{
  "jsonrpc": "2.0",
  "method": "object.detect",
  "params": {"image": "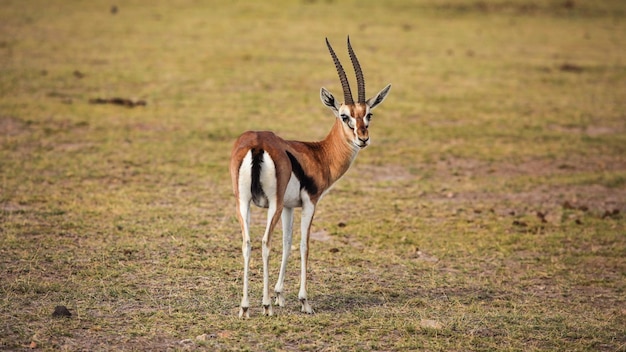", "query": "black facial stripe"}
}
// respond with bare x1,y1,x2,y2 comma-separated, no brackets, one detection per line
286,151,318,195
341,114,355,129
